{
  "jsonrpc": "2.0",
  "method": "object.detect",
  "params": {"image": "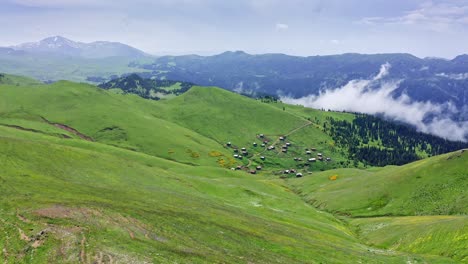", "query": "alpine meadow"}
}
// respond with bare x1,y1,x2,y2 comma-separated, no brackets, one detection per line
1,1,468,263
